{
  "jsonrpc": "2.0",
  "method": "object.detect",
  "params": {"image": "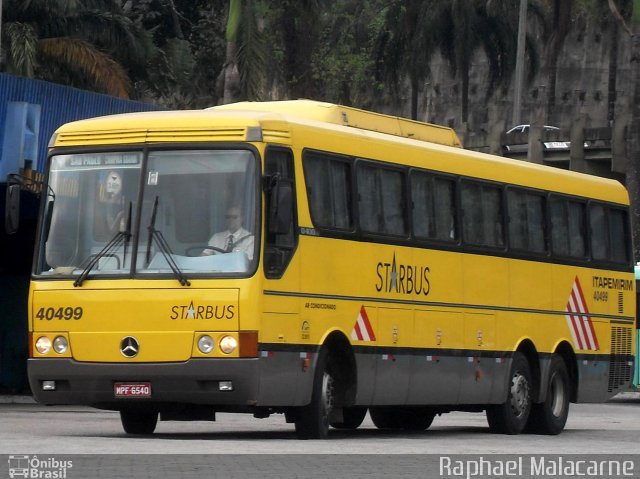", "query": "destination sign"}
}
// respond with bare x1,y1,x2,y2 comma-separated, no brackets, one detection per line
67,153,141,167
